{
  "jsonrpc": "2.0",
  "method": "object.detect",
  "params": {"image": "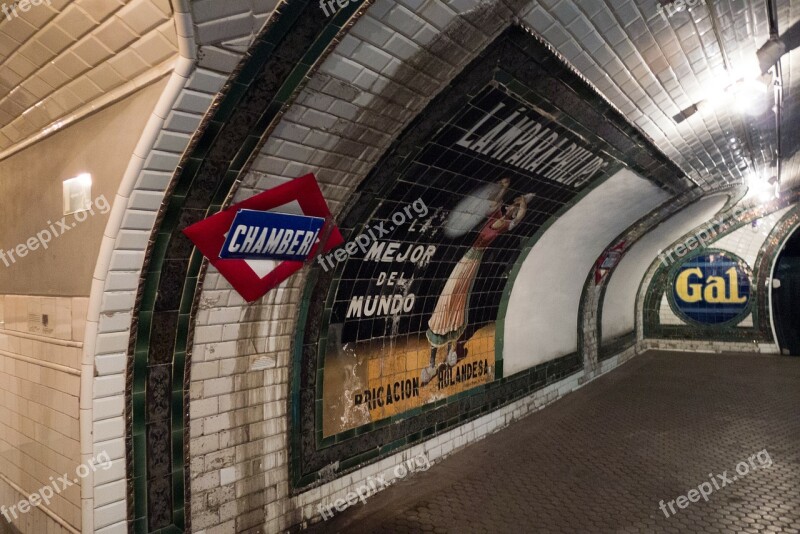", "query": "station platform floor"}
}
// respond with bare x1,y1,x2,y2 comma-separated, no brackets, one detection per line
308,350,800,533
